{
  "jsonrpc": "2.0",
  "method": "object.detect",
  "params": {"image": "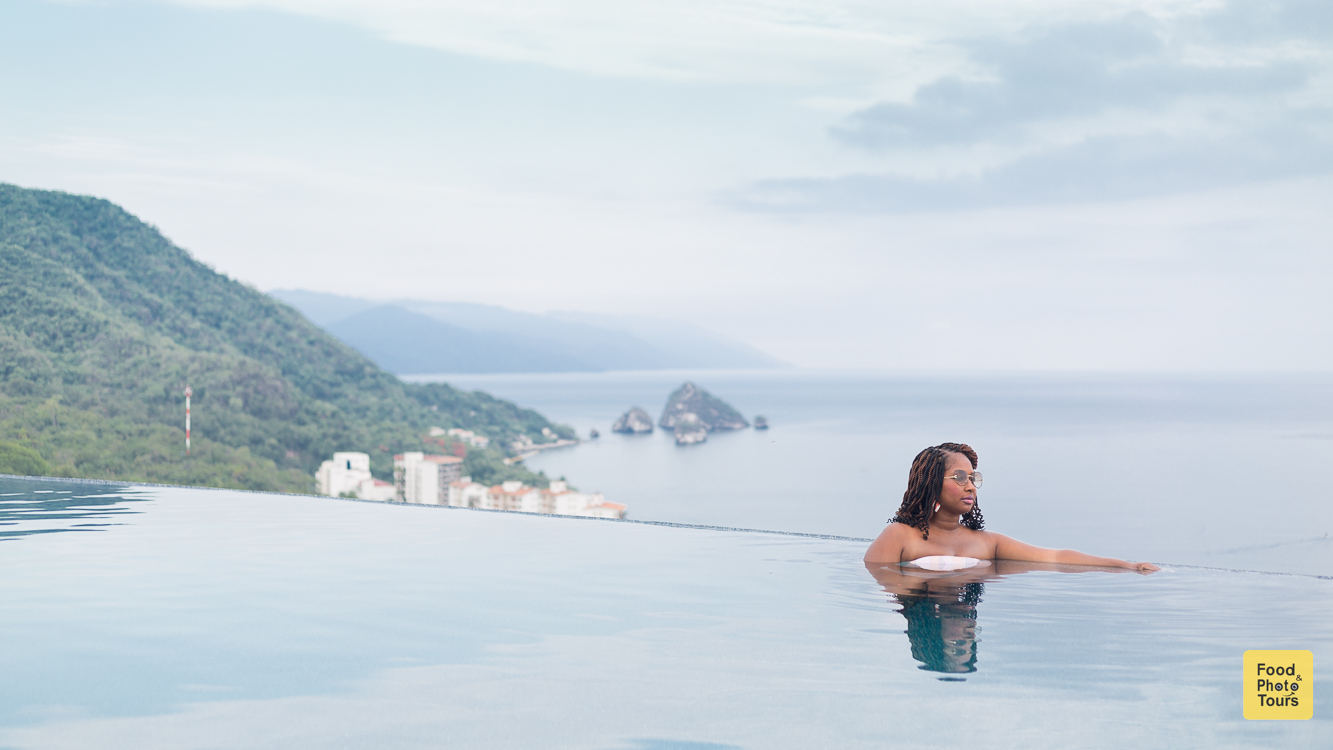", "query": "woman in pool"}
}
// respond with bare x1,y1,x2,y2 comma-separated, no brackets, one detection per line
864,442,1159,572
